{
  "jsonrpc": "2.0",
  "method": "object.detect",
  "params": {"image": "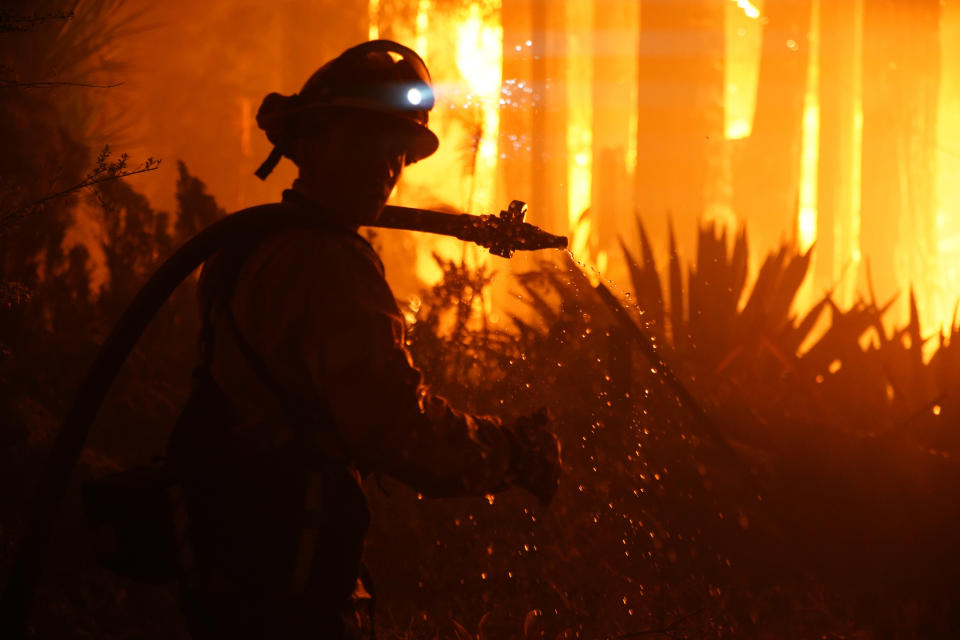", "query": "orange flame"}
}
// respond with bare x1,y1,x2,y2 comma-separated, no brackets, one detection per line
733,0,761,20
